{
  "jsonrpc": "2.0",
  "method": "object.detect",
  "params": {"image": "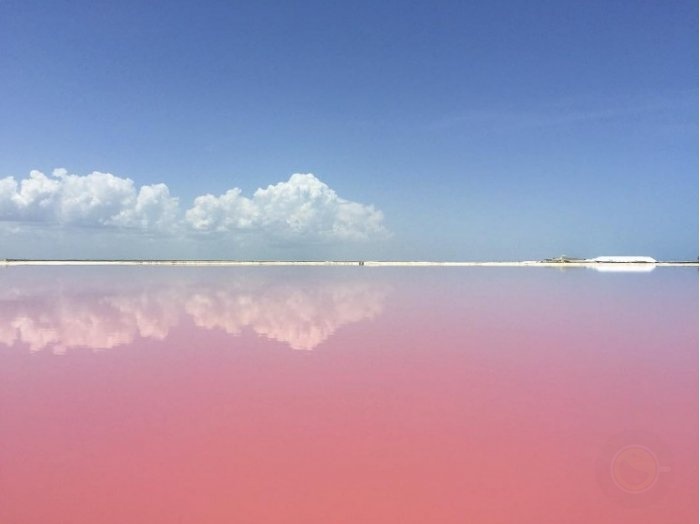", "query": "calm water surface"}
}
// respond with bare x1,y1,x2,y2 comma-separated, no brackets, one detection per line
0,267,696,523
